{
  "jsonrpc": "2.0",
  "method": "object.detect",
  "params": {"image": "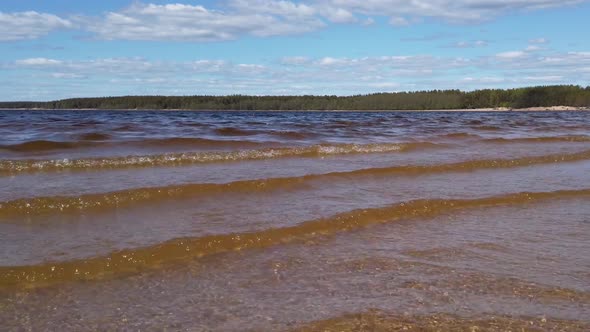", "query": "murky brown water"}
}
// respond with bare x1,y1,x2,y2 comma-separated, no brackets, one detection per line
1,110,589,331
